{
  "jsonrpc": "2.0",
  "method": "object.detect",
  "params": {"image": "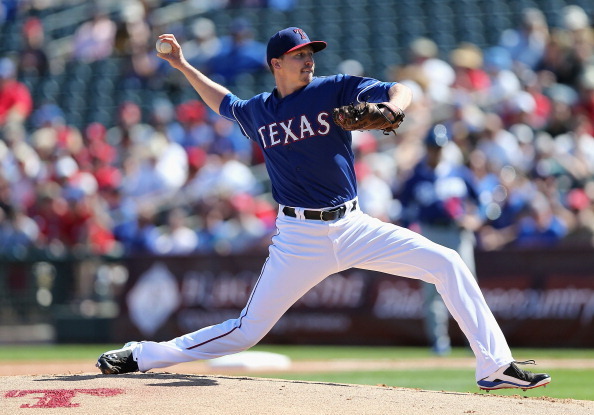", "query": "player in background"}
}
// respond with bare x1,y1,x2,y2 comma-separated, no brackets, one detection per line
97,27,550,391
